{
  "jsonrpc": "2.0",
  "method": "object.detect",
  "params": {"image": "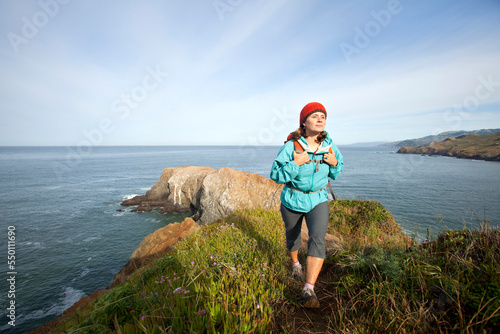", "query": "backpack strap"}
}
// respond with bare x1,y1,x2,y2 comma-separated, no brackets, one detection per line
292,139,336,201
327,145,335,200
294,139,333,154
294,139,303,153
328,181,336,201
